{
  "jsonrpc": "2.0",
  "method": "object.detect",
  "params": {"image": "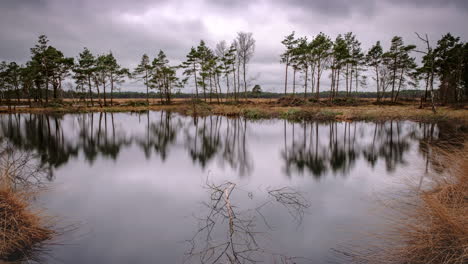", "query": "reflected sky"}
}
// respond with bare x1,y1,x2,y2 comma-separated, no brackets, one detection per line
0,112,460,263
